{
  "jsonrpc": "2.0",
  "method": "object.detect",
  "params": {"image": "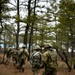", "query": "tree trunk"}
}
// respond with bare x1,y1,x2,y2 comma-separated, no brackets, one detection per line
23,0,31,47
28,24,33,60
62,51,72,72
69,23,74,68
28,0,36,60
56,48,72,71
23,24,29,46
0,1,3,34
2,34,6,63
16,0,20,50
